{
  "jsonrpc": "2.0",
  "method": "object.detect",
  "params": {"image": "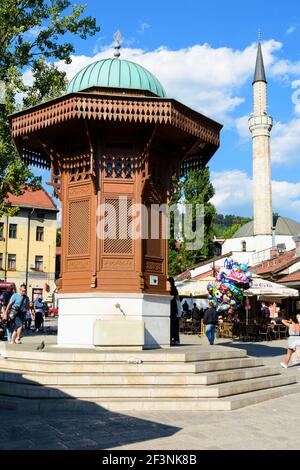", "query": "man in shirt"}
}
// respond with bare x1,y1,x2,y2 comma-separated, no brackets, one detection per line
203,301,219,345
261,302,270,322
3,284,29,344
